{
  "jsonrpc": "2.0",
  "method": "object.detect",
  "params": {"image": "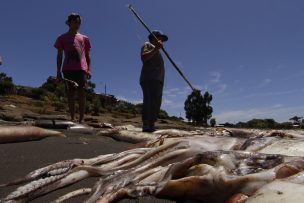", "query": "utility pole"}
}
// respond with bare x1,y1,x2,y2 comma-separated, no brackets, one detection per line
100,82,107,95
104,83,107,95
0,56,2,65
